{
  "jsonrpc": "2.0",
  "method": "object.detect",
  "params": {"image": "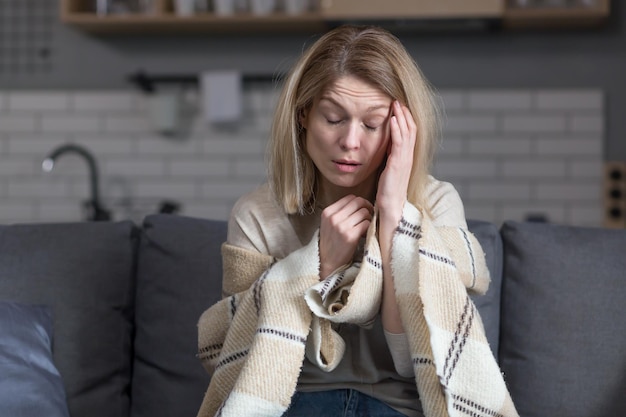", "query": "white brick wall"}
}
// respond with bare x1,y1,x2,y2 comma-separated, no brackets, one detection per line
435,89,604,227
0,87,604,227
